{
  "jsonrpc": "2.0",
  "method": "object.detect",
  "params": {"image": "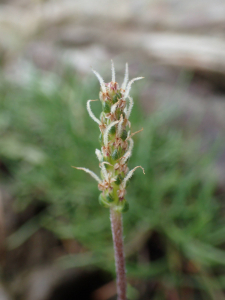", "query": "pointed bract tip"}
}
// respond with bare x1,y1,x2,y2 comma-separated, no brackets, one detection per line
101,161,113,167
140,166,145,175
72,166,101,183
87,100,101,125
126,128,143,140
91,68,106,93
111,59,115,82
121,63,129,90
124,76,144,99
